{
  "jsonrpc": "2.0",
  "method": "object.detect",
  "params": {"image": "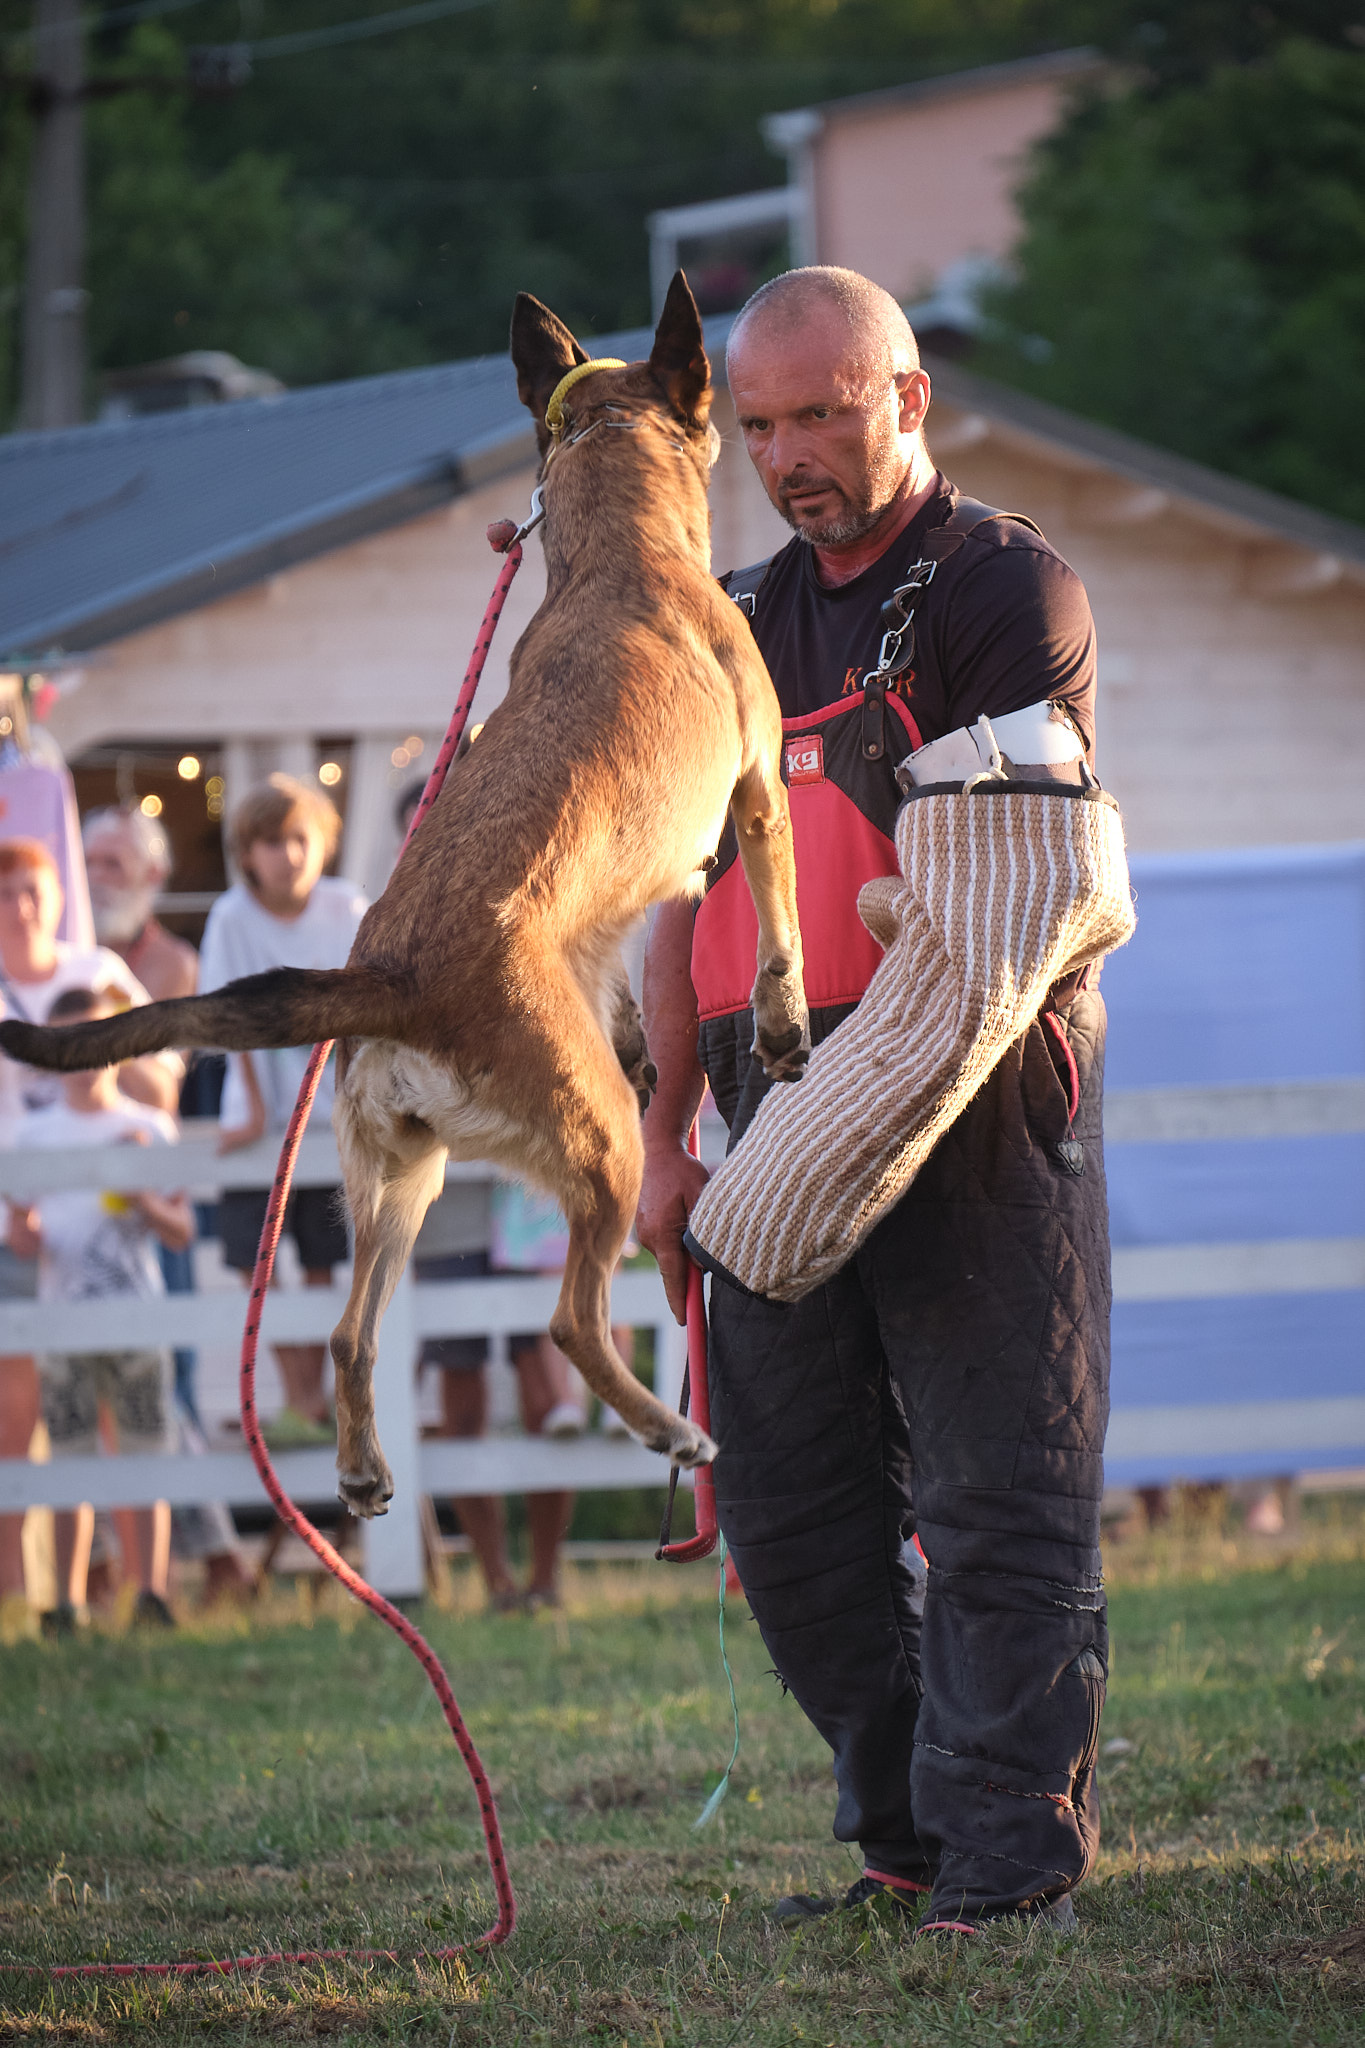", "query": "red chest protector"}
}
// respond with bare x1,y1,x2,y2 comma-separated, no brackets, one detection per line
691,686,921,1022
